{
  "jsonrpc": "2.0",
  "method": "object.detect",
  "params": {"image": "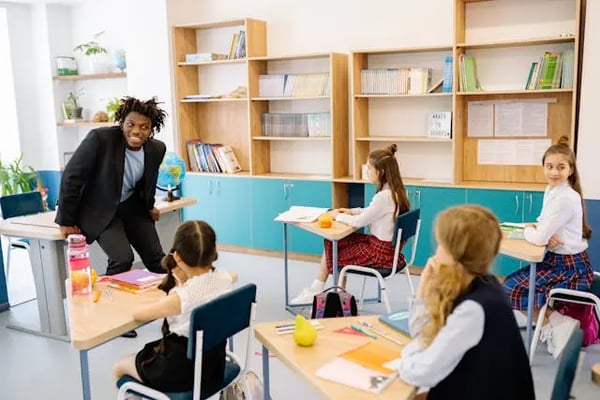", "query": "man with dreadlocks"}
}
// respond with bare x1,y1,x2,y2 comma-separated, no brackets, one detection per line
56,96,167,283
